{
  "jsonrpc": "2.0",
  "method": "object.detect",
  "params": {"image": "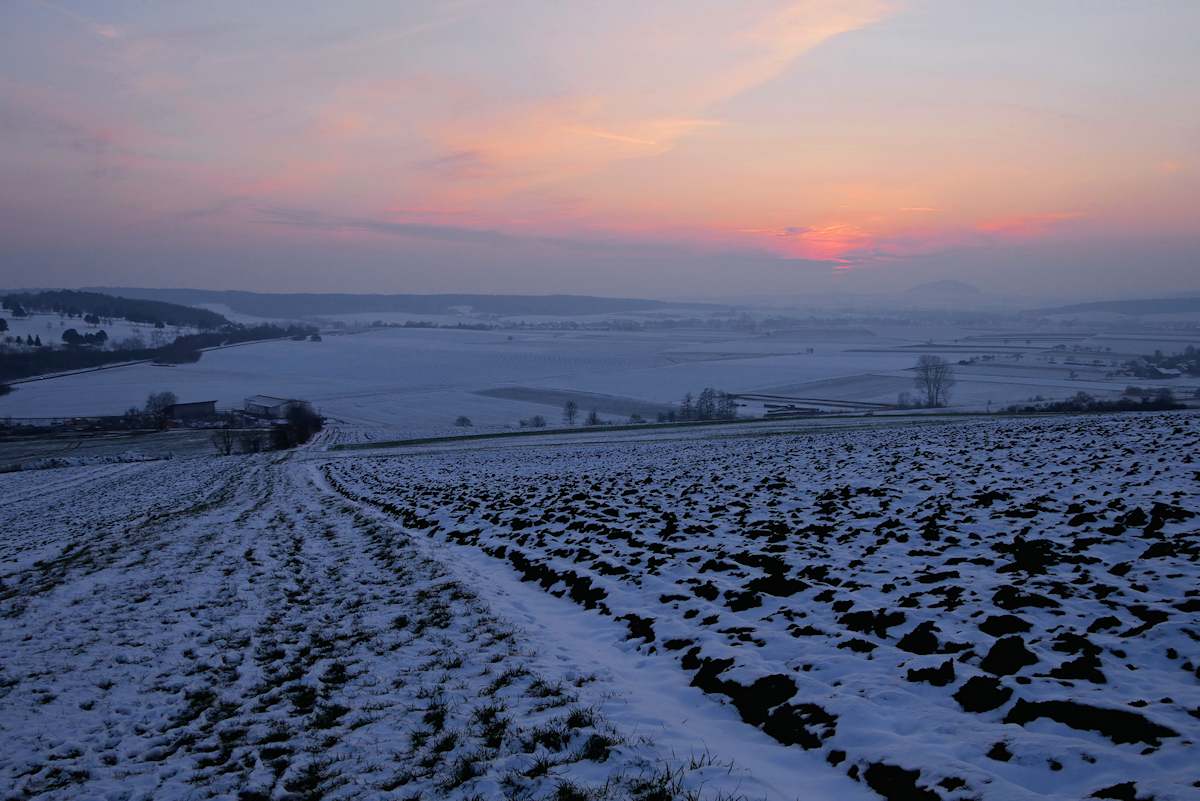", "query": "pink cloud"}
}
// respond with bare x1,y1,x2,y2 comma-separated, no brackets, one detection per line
974,212,1088,237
